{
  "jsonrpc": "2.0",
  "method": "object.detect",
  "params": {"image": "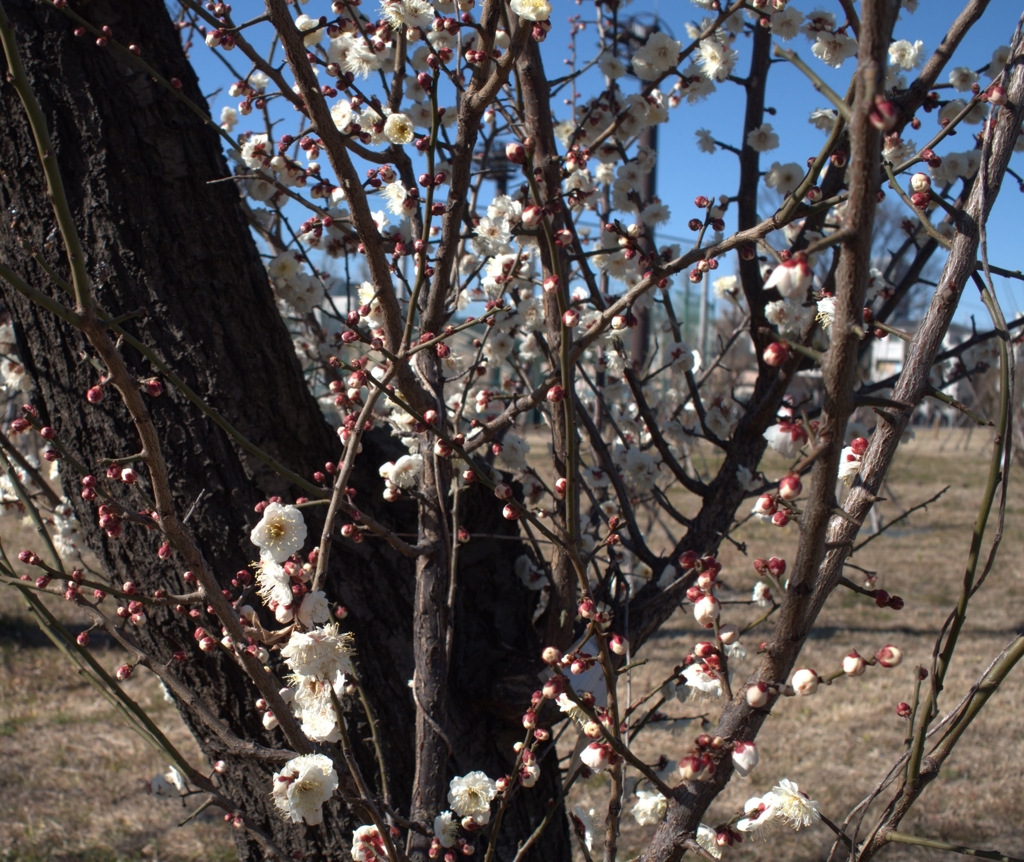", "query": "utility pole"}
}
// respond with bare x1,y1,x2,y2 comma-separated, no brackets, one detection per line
622,14,669,373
